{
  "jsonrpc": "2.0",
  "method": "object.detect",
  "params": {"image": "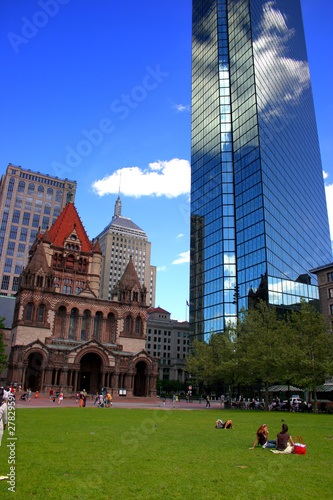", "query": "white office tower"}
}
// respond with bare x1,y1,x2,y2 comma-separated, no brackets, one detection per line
96,196,156,307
